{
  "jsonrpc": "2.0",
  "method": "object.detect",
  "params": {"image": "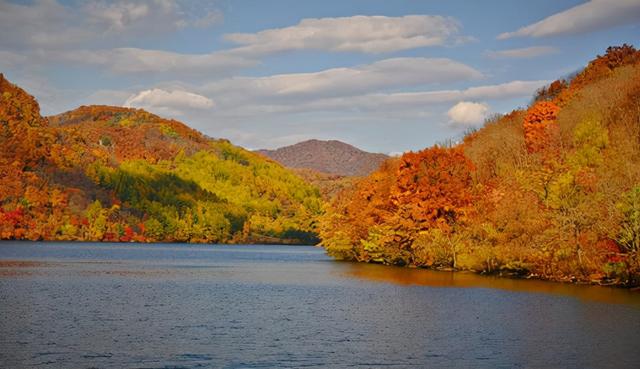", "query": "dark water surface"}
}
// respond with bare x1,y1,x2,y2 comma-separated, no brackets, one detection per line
1,242,639,369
